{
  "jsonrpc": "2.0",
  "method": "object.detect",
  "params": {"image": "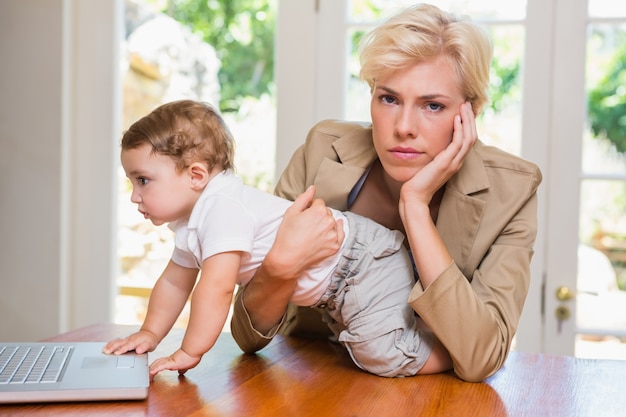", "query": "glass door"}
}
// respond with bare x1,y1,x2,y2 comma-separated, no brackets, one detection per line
575,0,626,358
